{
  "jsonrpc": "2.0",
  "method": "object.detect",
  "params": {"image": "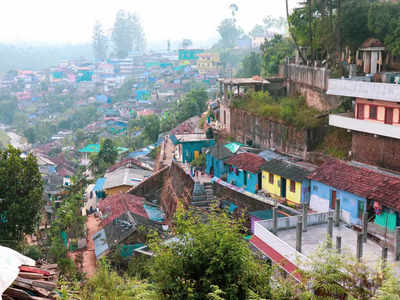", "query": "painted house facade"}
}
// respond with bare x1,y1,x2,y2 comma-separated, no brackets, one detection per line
205,143,234,178
261,160,316,207
328,76,400,171
171,133,215,163
224,152,266,194
308,159,400,230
